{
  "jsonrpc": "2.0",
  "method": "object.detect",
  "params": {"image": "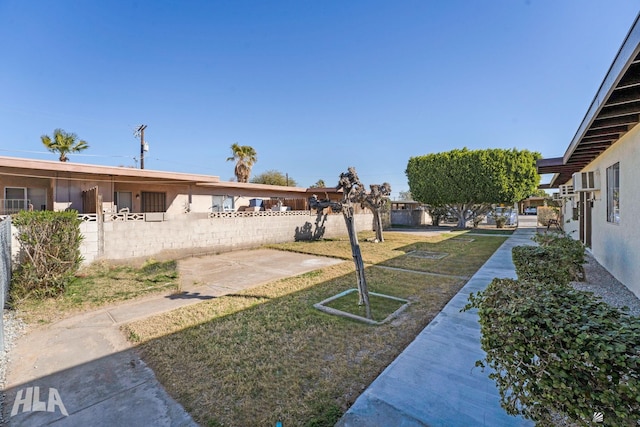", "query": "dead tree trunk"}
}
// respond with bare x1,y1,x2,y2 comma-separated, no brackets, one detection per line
362,183,391,243
371,211,384,242
336,167,372,319
343,204,371,319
